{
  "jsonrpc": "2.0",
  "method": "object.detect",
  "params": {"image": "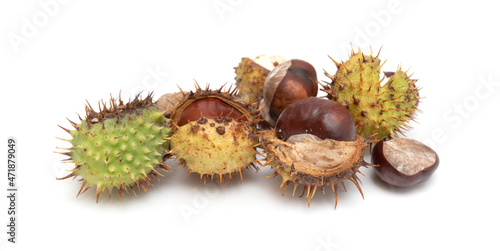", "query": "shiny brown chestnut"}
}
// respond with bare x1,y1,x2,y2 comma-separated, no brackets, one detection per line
262,59,318,125
176,98,247,126
372,138,439,187
275,97,356,142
